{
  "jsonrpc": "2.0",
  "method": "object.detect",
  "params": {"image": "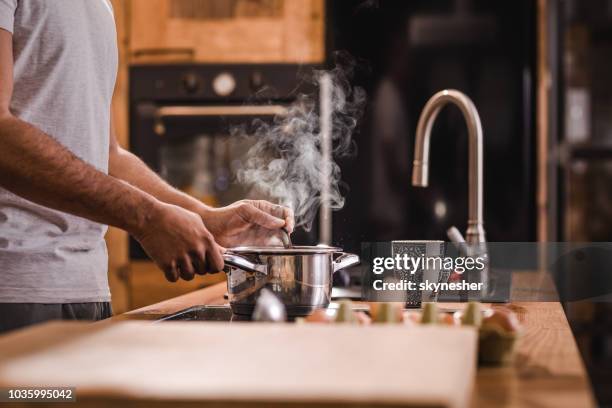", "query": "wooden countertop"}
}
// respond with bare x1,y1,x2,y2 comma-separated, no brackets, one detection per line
117,277,596,408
